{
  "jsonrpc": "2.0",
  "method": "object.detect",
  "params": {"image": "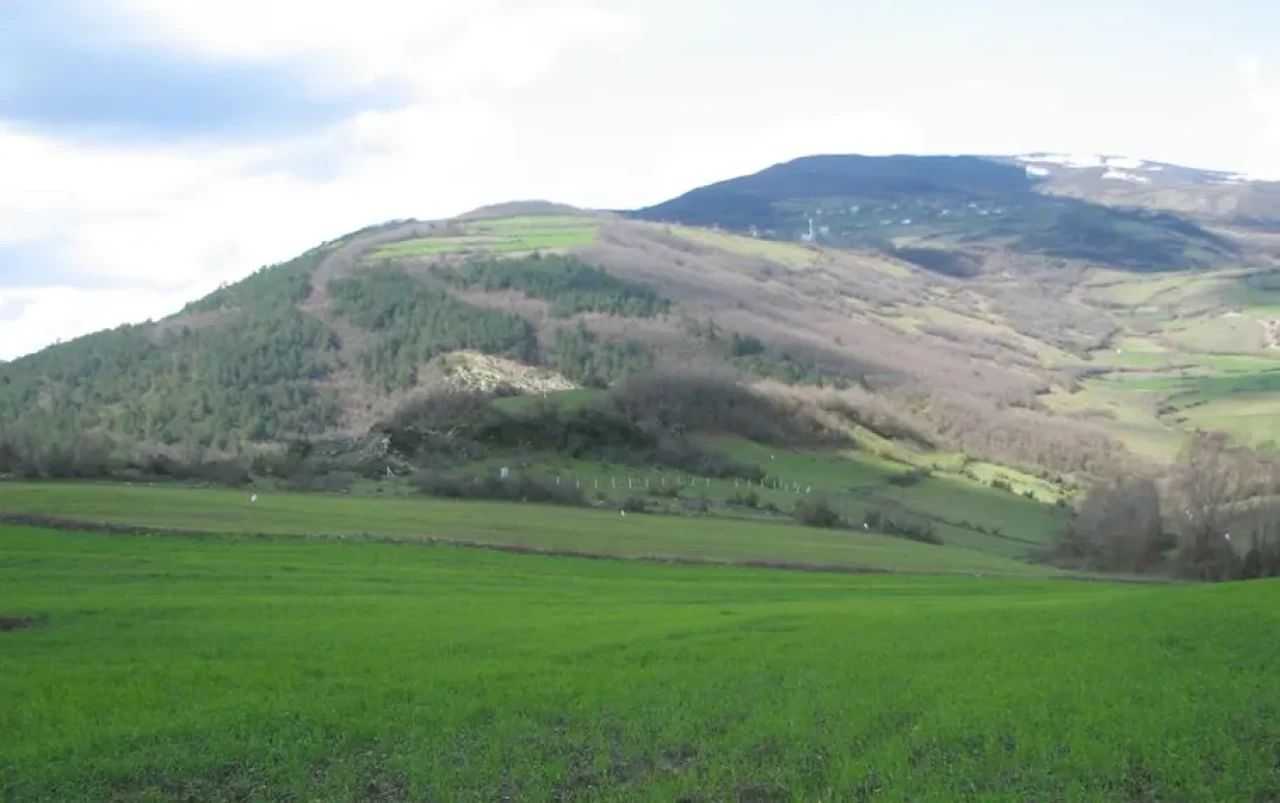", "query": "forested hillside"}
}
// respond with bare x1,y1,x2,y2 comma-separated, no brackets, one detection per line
3,155,1280,487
